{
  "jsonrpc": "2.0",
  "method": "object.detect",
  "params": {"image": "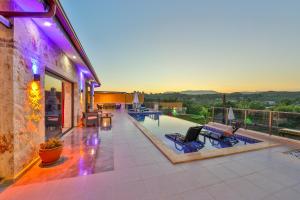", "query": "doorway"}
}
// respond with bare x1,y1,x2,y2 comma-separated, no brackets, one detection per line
45,72,73,140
